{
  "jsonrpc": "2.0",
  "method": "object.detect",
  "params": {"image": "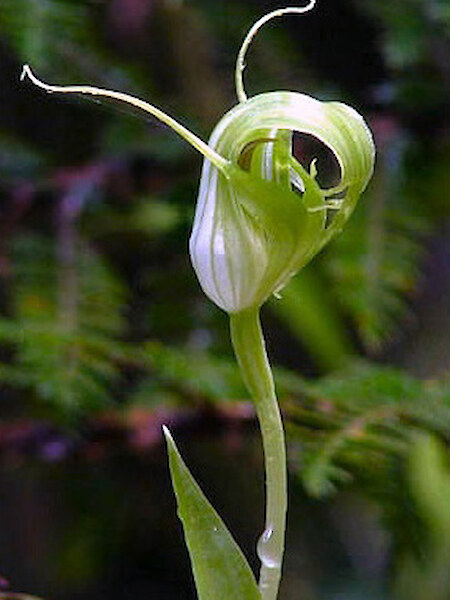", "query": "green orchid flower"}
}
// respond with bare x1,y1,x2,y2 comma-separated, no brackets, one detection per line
190,91,374,312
